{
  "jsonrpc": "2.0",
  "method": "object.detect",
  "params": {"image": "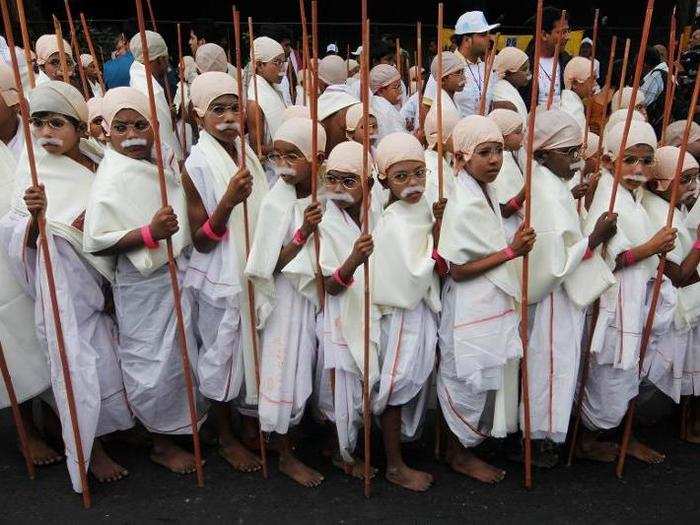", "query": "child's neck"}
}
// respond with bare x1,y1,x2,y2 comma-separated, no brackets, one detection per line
64,141,95,171
295,181,311,199
0,115,18,145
